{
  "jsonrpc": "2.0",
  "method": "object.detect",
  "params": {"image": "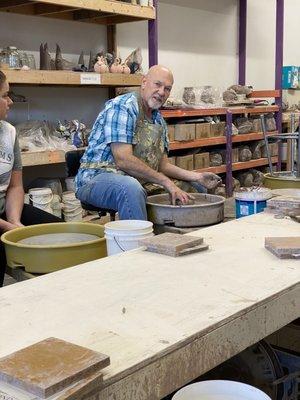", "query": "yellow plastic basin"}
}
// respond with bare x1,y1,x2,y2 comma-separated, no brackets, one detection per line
264,172,300,189
1,222,107,273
